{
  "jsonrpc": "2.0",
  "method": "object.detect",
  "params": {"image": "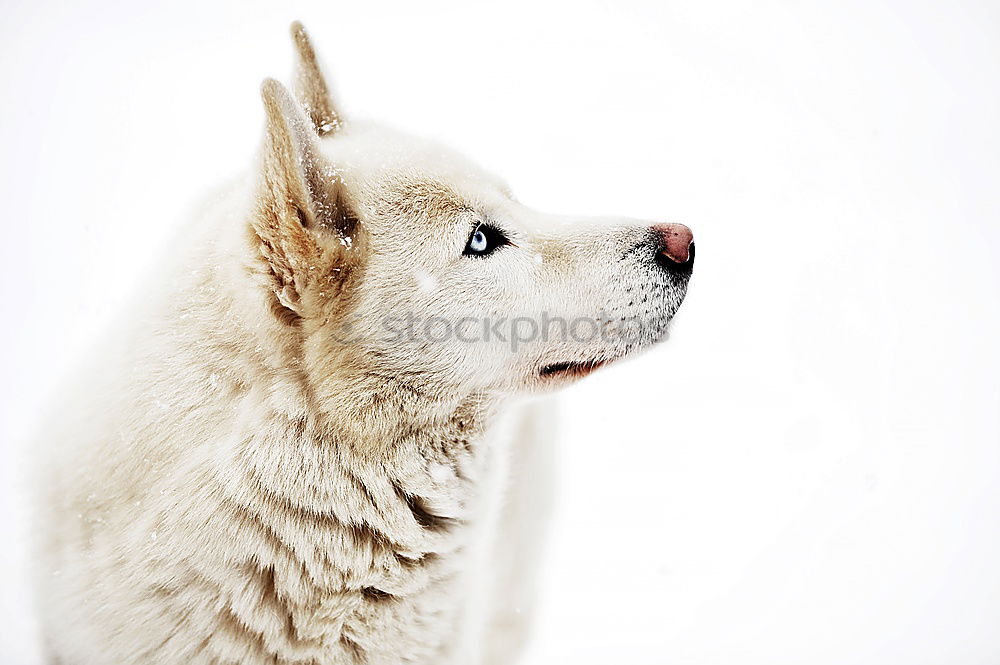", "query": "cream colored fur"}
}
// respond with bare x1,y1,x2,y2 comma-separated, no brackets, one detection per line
32,23,692,665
